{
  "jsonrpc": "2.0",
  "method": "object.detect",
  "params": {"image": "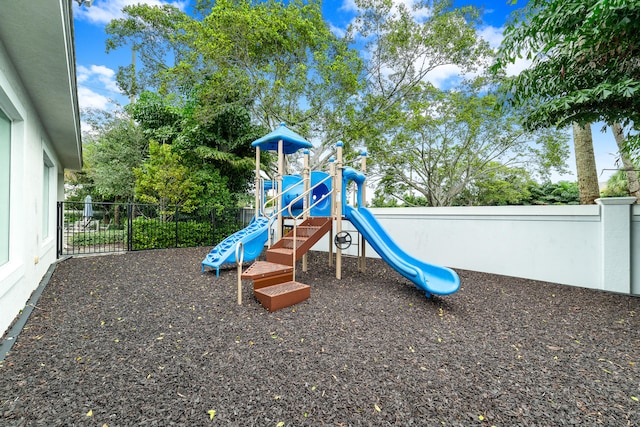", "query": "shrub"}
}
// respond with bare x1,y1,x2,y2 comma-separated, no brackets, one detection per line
69,230,126,246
